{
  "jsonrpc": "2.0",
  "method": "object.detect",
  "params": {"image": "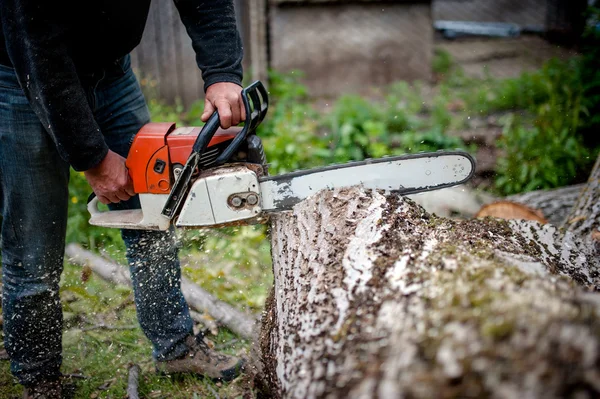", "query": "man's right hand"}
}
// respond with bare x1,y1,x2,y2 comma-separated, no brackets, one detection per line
84,150,135,204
